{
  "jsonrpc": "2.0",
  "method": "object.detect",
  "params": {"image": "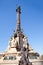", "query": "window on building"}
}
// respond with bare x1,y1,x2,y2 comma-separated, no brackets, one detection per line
29,55,37,59
4,56,16,60
9,56,13,60
4,56,9,60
